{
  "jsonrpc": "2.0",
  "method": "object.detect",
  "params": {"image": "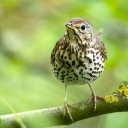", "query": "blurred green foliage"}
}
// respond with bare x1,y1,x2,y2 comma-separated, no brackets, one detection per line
0,0,128,128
